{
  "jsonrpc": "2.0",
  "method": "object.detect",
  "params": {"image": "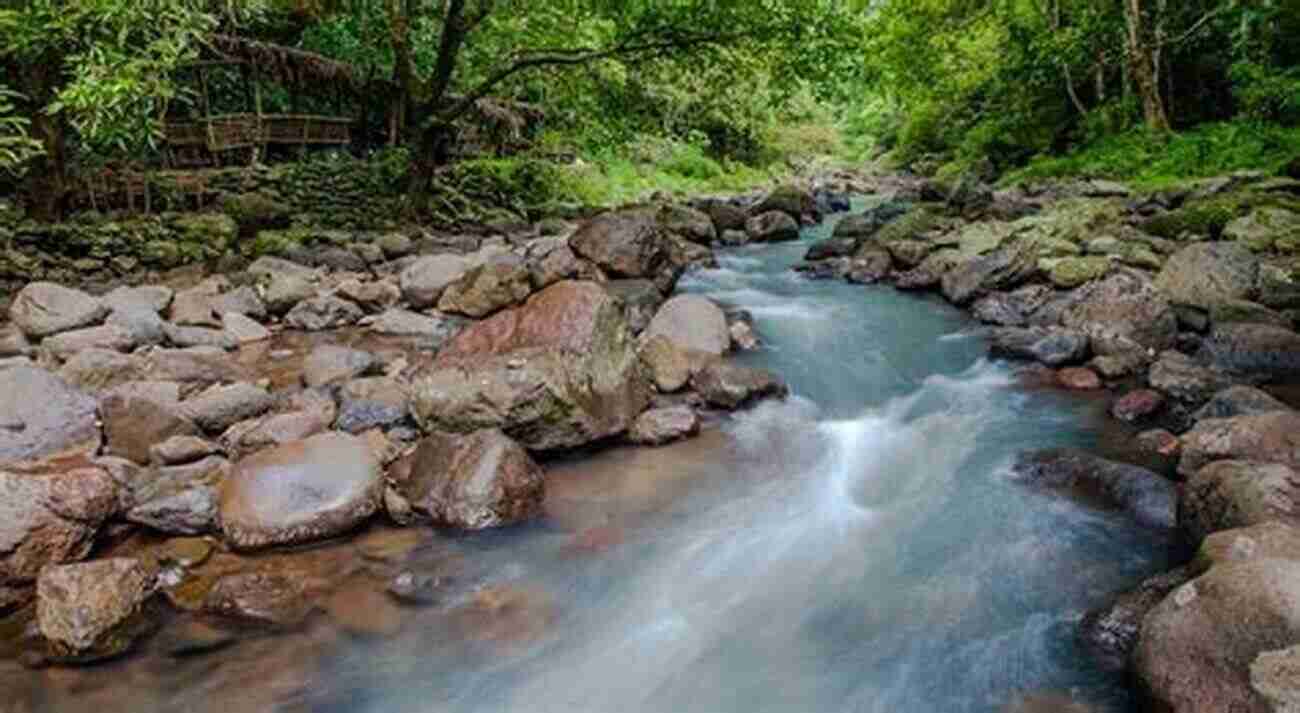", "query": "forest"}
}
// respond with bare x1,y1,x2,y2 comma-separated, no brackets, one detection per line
2,0,1298,219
